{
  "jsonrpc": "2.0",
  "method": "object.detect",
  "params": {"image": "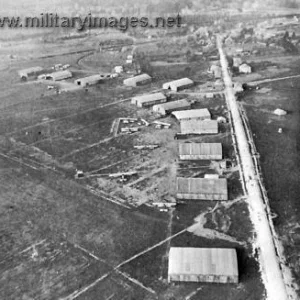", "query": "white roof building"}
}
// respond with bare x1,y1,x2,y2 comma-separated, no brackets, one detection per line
153,99,191,116
172,108,211,122
239,63,252,74
75,74,103,87
123,73,151,87
131,92,167,108
179,143,222,160
176,177,228,200
114,66,123,73
168,247,238,283
233,57,242,67
44,70,72,81
162,78,194,92
180,120,218,135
